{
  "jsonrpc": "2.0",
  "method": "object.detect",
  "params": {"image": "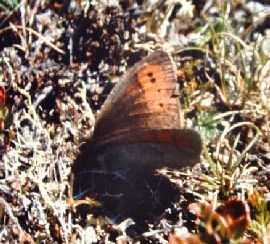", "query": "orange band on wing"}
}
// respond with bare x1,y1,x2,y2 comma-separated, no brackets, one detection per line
94,129,202,153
